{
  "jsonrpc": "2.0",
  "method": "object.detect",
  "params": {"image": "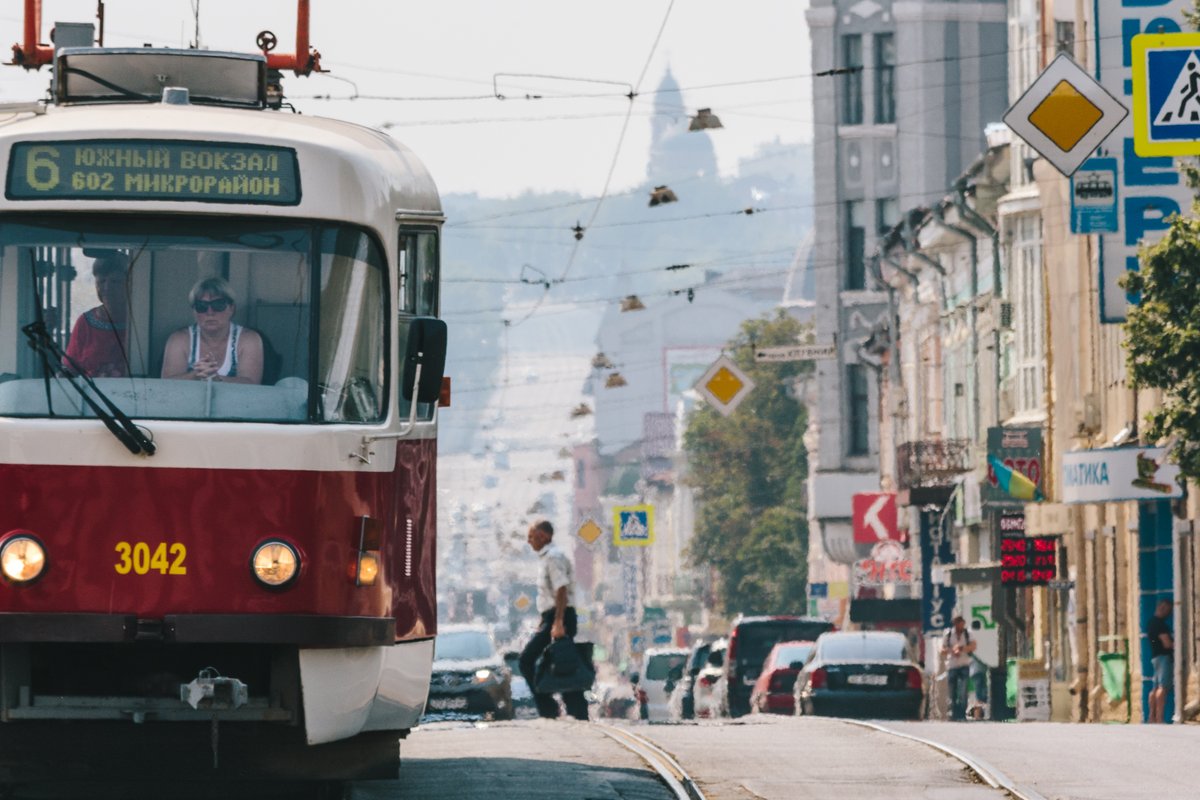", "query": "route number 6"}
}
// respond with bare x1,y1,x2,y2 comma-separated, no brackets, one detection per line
25,146,60,191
